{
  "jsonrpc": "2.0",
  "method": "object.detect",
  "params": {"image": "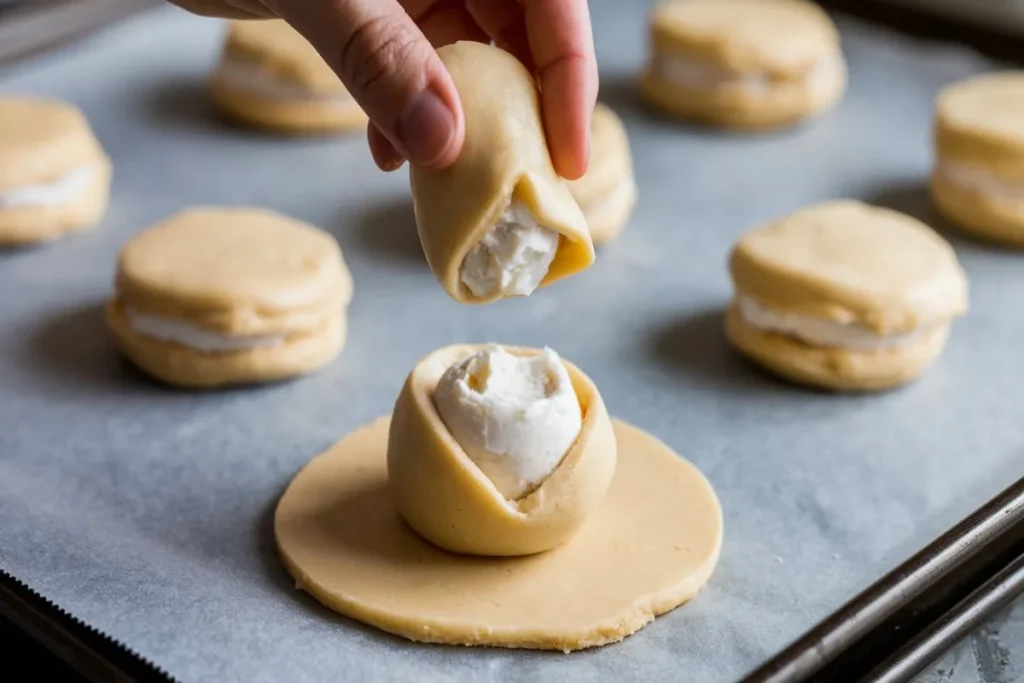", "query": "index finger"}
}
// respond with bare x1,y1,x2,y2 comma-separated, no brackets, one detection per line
521,0,598,180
